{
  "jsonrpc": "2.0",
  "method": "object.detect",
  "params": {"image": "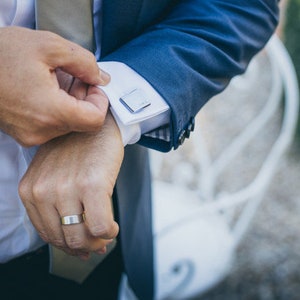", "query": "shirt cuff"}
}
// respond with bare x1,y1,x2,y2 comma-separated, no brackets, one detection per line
97,61,170,146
